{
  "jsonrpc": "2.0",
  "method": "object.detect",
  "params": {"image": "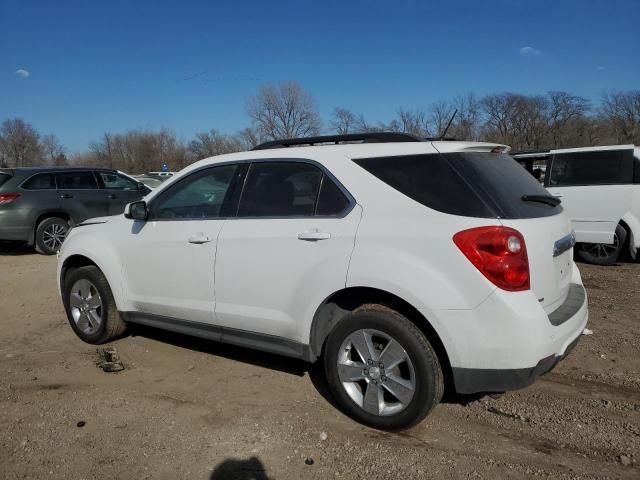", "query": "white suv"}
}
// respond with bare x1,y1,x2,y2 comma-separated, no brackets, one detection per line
57,133,588,429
